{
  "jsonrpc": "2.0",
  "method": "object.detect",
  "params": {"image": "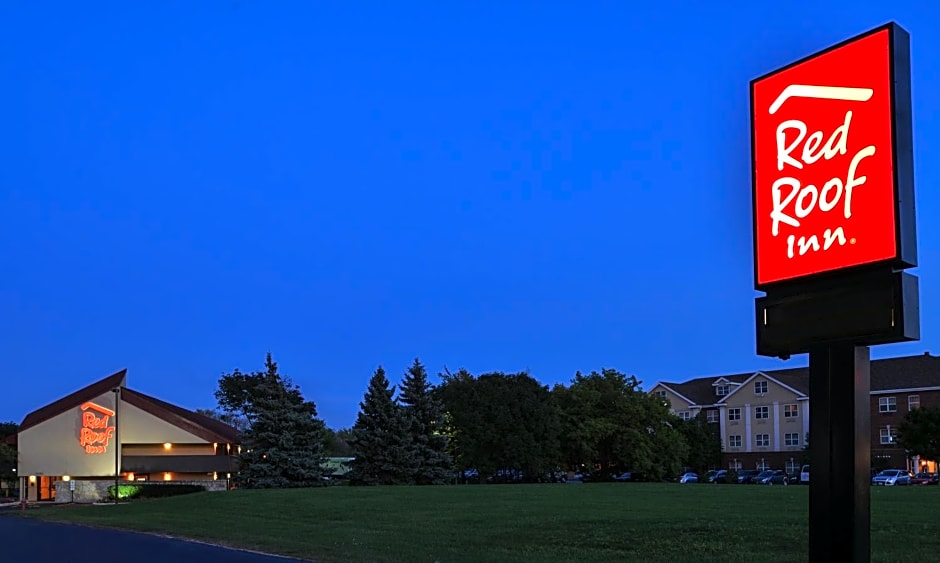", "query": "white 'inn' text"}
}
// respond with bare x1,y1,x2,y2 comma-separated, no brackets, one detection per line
769,110,875,258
